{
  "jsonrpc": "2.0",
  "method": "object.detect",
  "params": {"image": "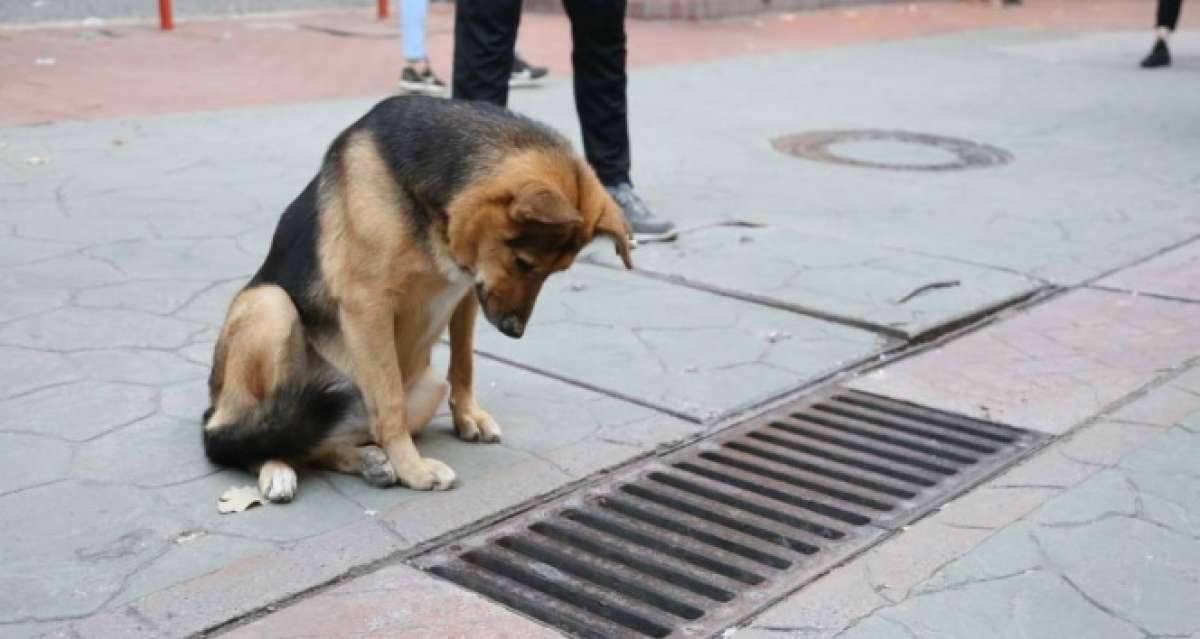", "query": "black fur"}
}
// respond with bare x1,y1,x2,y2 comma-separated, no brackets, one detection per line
201,374,358,468
247,95,570,332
